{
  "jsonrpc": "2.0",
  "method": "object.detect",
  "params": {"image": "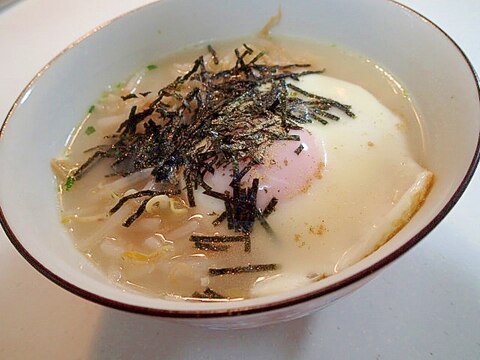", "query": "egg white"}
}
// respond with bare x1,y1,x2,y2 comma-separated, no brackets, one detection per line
248,74,433,297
